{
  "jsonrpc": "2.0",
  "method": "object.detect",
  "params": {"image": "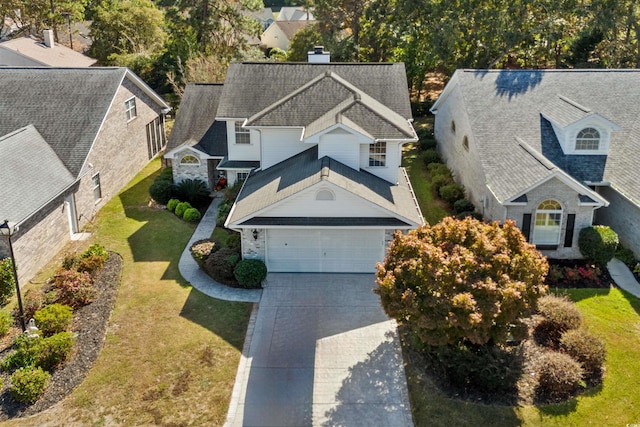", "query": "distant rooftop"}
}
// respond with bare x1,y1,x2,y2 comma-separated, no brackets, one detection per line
0,34,96,67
